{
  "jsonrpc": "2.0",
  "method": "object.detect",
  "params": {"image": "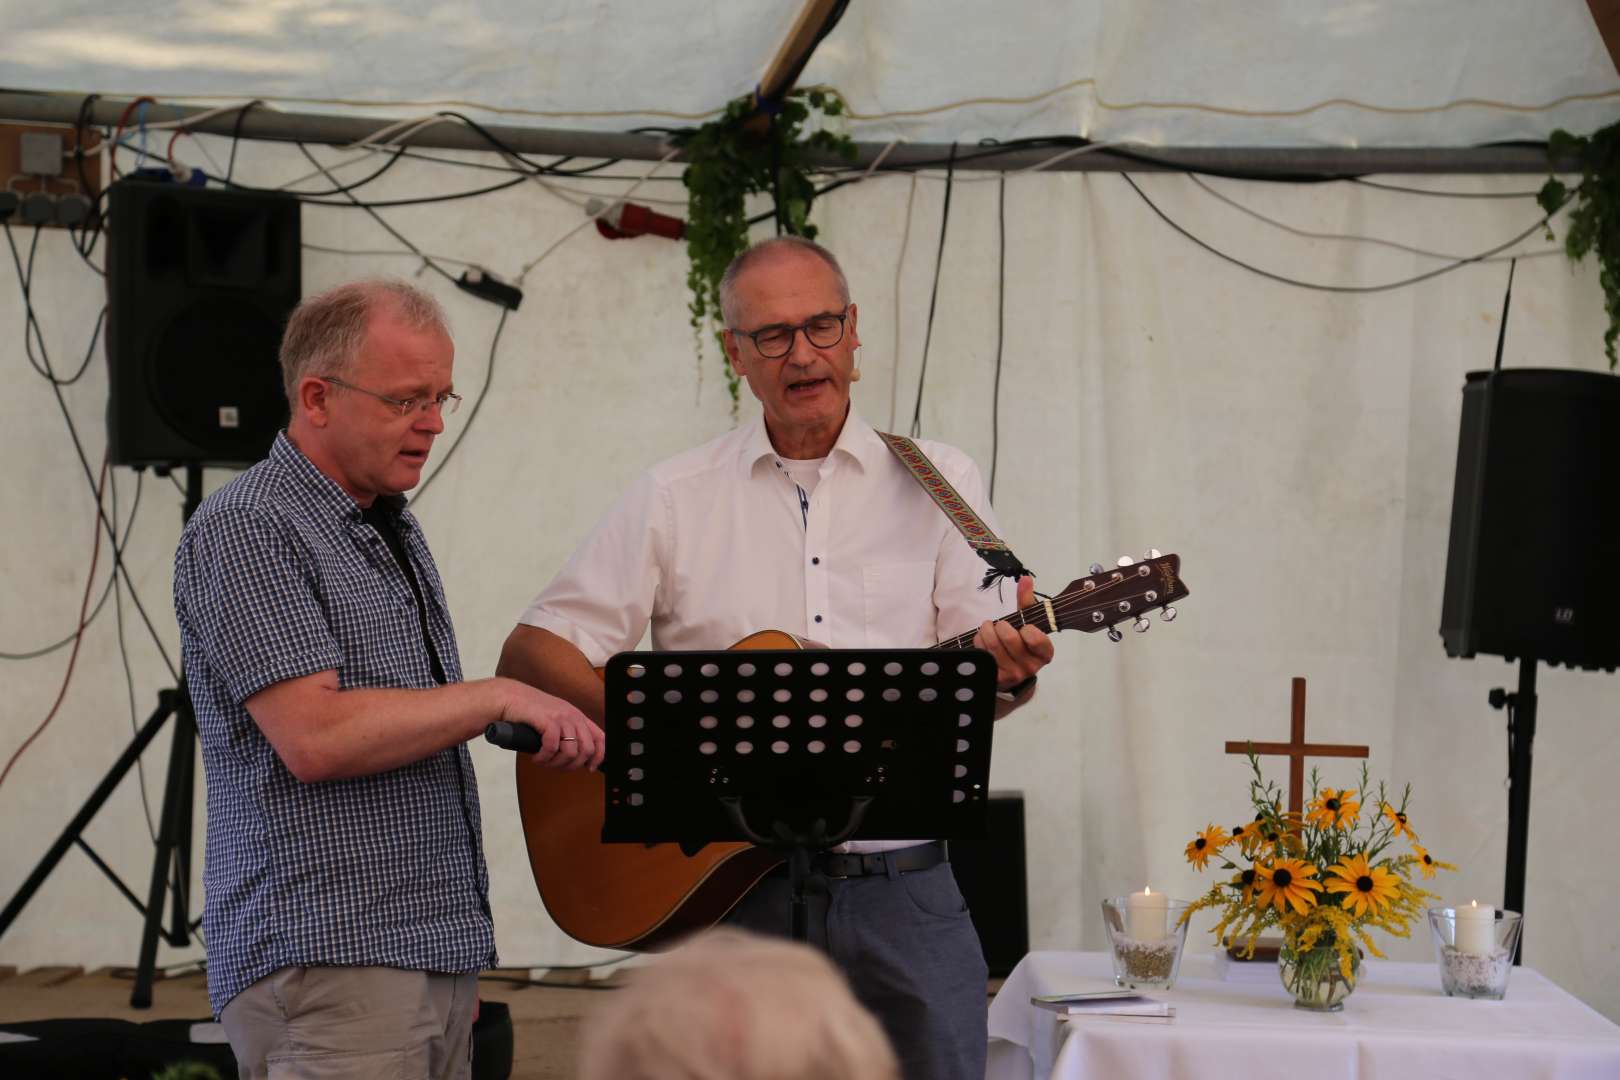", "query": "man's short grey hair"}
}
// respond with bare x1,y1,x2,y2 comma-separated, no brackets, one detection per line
718,236,850,328
278,279,450,404
577,928,900,1080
